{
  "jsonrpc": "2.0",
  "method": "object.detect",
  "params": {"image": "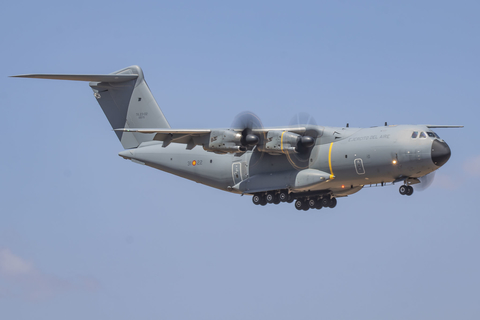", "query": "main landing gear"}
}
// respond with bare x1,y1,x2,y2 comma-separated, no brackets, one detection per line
294,196,337,211
252,190,337,211
399,185,414,196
